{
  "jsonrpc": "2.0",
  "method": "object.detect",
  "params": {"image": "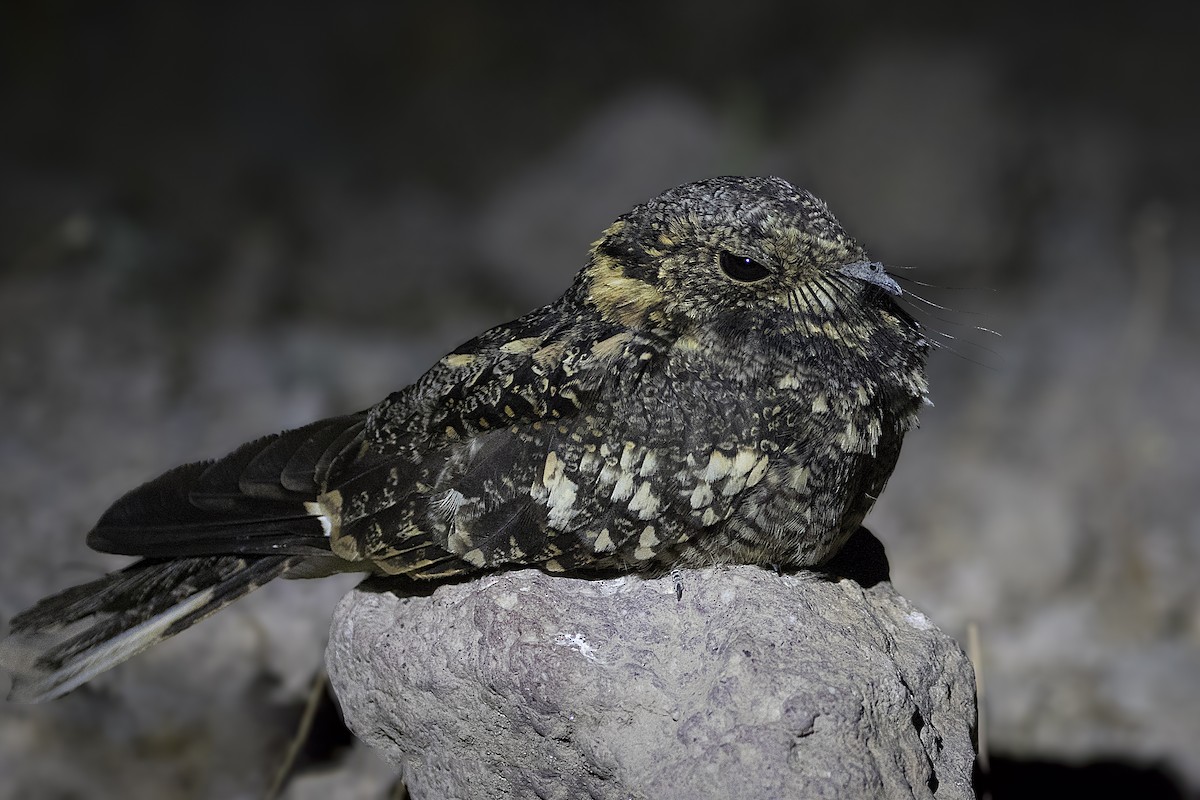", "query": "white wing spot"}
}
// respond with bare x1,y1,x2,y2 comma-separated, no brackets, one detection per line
303,502,333,537
541,450,579,528
619,442,638,471
542,451,560,487
546,475,579,528
611,472,635,503
638,525,659,548
593,528,615,553
627,481,660,519
731,447,758,479
747,454,770,487
700,450,733,482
